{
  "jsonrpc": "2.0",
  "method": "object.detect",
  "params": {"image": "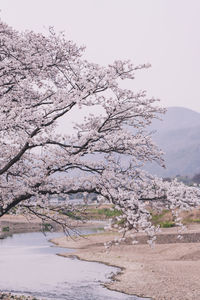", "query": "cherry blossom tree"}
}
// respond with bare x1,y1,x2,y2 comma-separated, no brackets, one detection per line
0,20,200,241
